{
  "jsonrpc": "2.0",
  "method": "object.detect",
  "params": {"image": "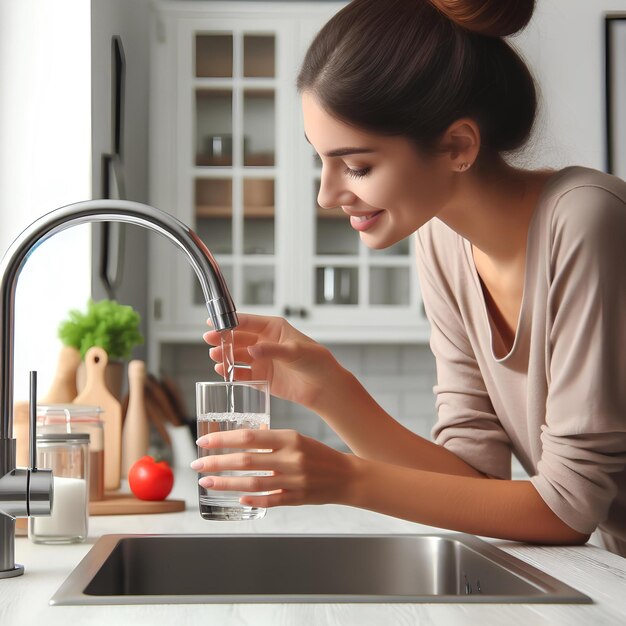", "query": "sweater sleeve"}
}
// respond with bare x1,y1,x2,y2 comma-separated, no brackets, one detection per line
529,185,626,535
415,226,512,480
